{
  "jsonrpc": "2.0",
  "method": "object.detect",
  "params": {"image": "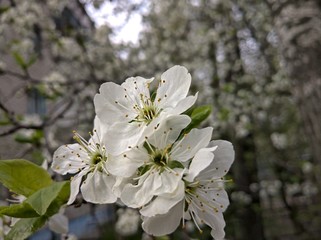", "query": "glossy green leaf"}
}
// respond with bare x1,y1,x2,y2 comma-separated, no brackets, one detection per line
0,181,69,219
0,202,39,218
26,181,69,216
0,159,52,197
184,105,212,133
